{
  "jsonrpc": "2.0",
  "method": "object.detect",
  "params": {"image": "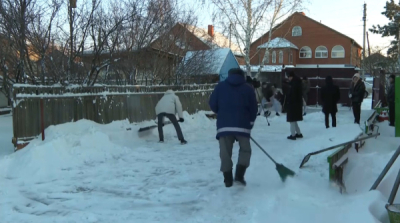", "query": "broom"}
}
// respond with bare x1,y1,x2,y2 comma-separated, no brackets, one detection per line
250,137,295,182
